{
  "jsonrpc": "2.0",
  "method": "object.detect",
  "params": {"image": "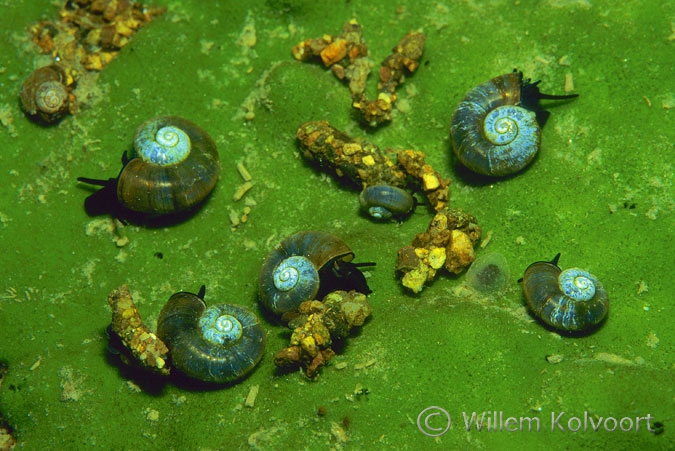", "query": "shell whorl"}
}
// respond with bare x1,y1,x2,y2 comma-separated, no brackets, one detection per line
558,268,597,302
114,116,220,215
156,291,265,384
258,231,354,314
199,305,244,345
134,122,192,166
35,80,69,114
20,64,72,124
273,256,319,293
450,71,541,176
521,256,609,333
